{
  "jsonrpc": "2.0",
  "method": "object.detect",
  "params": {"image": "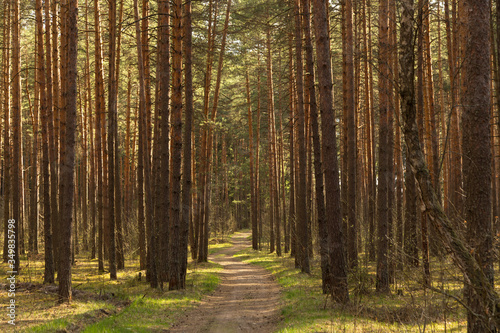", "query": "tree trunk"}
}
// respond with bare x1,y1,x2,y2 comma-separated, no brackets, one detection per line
246,70,258,250
115,0,125,270
94,0,105,273
303,0,327,291
181,0,193,288
155,0,170,287
133,0,156,286
36,0,54,282
169,0,183,290
30,25,40,253
293,0,310,273
286,35,295,256
312,0,349,303
461,1,494,331
343,0,357,269
58,0,78,302
256,50,262,250
11,0,22,274
2,0,10,264
107,0,118,280
266,26,279,255
376,0,390,294
417,0,431,287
